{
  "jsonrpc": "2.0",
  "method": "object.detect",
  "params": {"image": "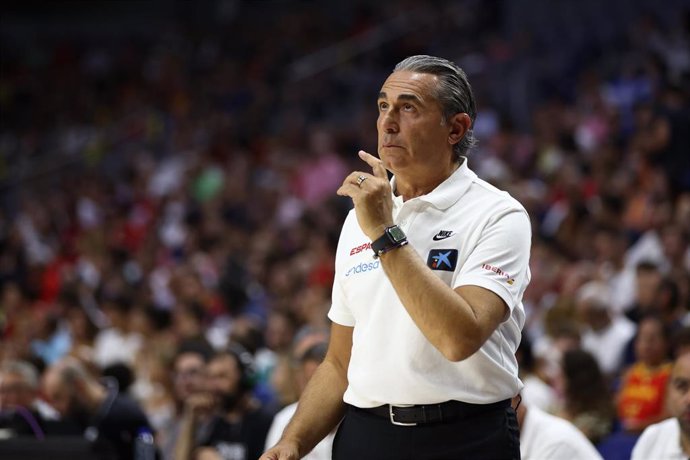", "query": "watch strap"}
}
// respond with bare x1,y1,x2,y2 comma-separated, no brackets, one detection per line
371,225,408,258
